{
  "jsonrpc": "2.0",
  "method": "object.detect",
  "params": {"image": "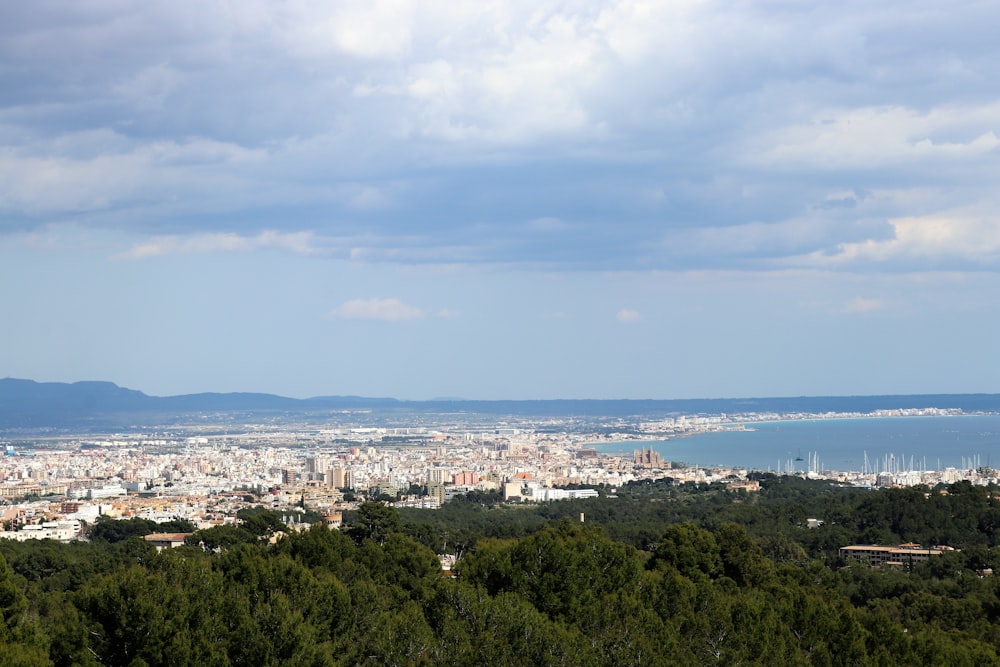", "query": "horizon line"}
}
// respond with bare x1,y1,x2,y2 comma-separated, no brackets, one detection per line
4,377,1000,404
